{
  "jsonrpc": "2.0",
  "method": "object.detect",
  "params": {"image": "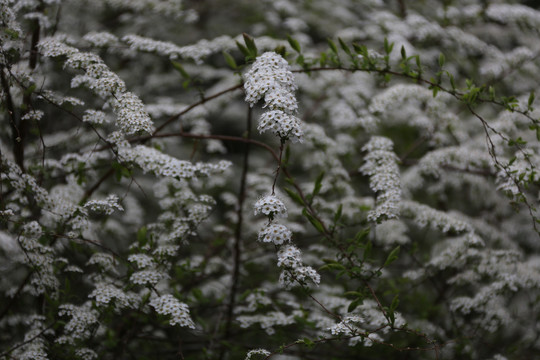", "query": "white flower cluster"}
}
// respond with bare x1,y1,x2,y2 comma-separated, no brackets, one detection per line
82,31,120,47
21,110,44,121
82,109,109,124
39,38,154,135
486,3,540,28
86,253,117,273
234,289,272,313
84,194,124,215
149,294,195,328
120,145,195,179
130,269,168,286
89,283,135,308
244,51,303,142
254,195,320,288
257,223,292,244
101,0,198,21
417,146,493,178
245,349,271,360
400,200,472,234
75,348,98,360
0,0,22,55
359,136,401,222
237,310,303,335
127,253,155,268
253,194,287,219
58,303,98,341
